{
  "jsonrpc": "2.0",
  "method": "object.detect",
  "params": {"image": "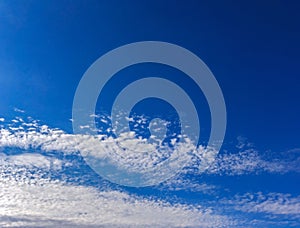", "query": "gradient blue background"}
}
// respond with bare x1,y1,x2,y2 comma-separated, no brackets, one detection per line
0,1,299,227
1,1,299,150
